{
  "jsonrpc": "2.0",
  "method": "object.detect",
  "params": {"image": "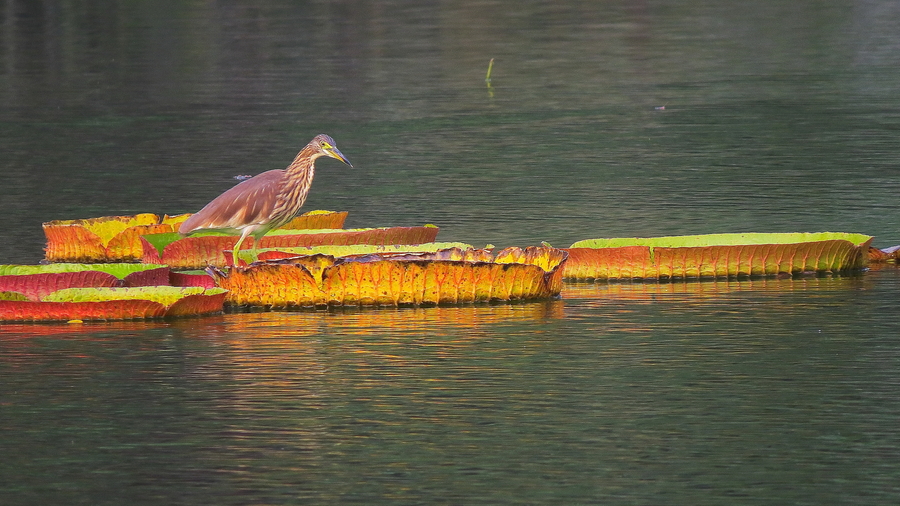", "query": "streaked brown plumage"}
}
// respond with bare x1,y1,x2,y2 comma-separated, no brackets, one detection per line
179,134,352,265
